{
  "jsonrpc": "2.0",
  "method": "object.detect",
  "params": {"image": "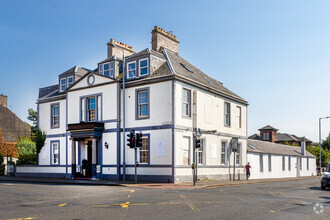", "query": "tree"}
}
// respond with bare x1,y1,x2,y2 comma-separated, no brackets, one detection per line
35,129,46,154
27,108,38,141
307,146,330,167
321,133,330,151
